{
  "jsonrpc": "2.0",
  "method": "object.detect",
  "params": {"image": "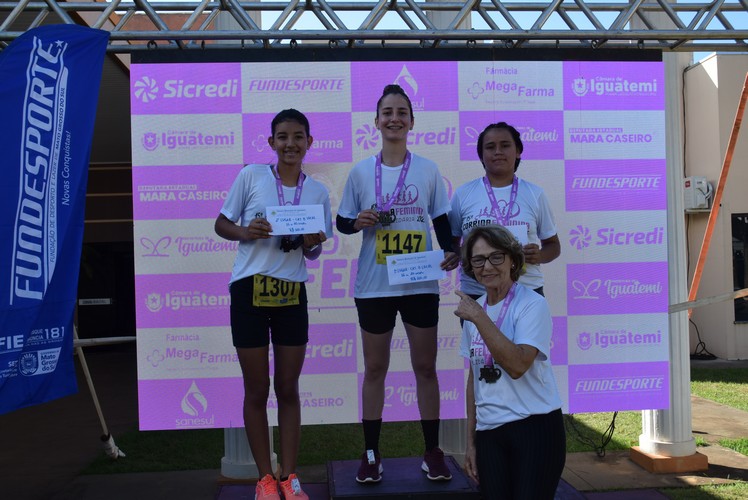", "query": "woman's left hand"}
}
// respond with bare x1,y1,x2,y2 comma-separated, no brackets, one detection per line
440,251,460,271
303,230,327,249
